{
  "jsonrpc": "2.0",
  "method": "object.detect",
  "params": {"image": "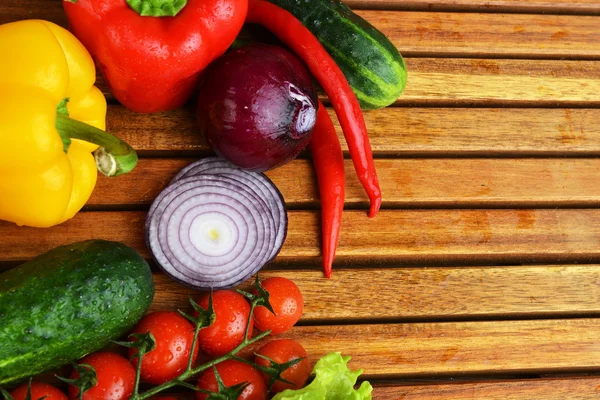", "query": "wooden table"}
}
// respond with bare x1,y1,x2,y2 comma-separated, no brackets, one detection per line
2,0,600,398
